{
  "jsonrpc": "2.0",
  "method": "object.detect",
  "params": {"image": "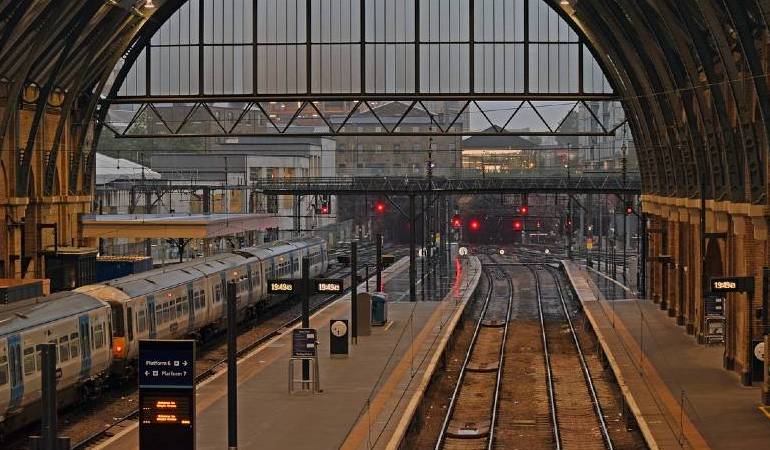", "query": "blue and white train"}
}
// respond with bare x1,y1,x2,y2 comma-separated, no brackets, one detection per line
0,237,328,440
